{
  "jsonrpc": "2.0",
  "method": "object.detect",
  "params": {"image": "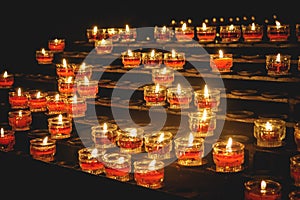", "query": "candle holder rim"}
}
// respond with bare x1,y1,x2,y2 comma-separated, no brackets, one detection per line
244,179,282,192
